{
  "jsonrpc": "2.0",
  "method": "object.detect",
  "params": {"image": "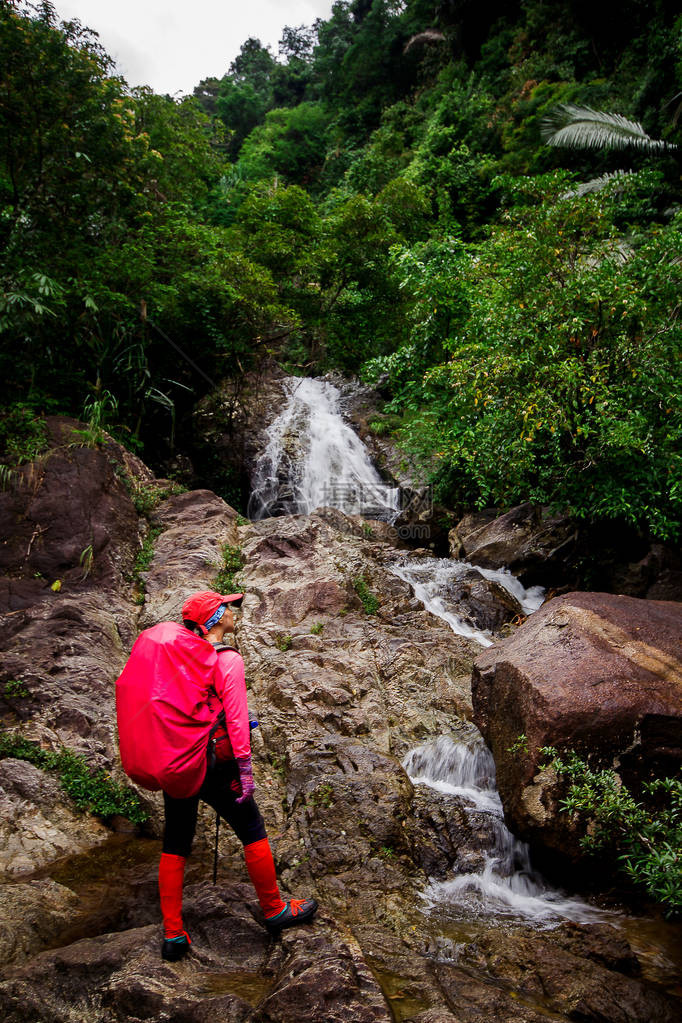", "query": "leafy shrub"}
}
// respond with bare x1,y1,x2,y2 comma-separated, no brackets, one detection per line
540,746,682,915
3,680,29,698
275,633,293,651
135,525,162,575
0,733,147,824
214,544,245,594
353,576,380,614
0,405,48,465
